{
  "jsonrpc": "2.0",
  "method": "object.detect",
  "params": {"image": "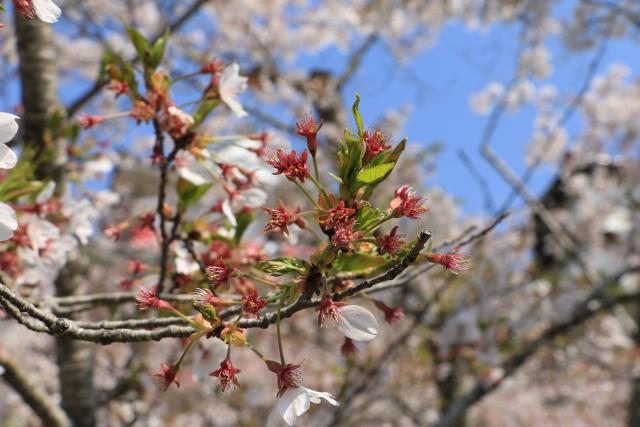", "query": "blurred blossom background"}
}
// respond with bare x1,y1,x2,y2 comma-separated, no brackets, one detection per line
0,1,639,426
